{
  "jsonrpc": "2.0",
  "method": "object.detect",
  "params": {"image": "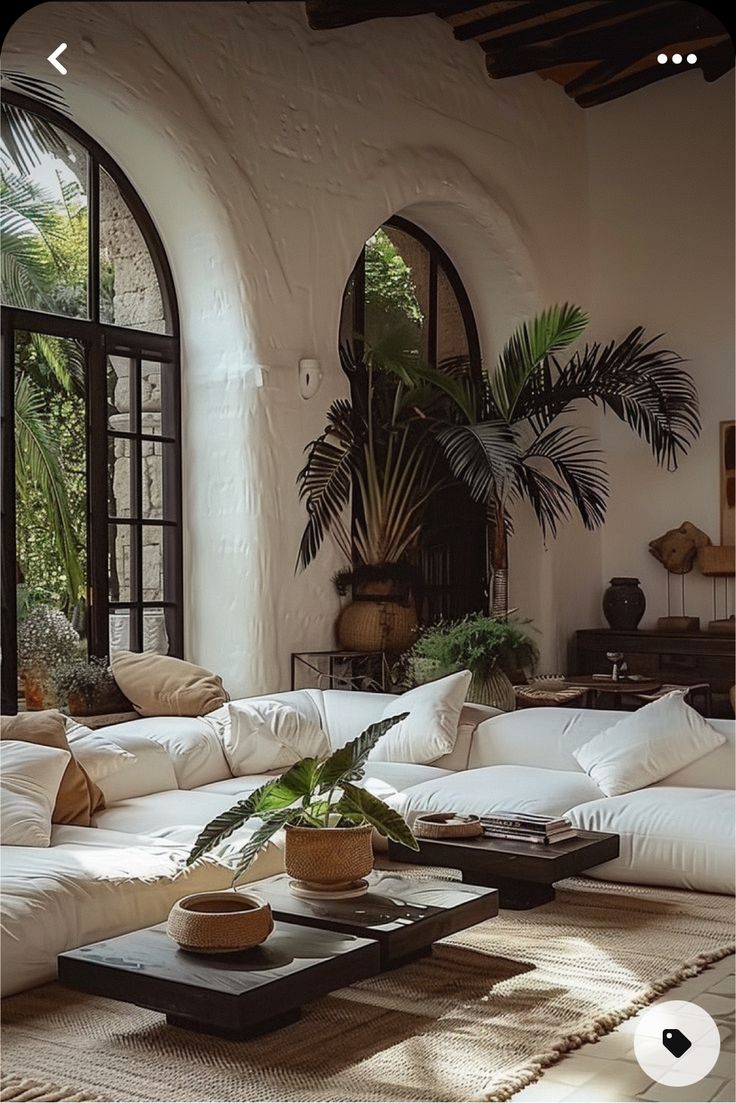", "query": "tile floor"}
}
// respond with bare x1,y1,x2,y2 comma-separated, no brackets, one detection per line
512,955,735,1103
